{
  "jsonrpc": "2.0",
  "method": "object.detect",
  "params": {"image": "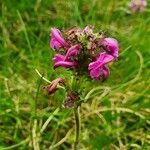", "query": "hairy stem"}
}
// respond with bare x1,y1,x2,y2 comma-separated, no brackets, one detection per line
73,106,80,150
